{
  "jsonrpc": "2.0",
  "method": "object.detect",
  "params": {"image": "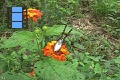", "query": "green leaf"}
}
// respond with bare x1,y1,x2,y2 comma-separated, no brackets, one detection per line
85,52,90,55
11,51,17,58
17,48,26,55
68,0,76,3
87,56,100,62
82,63,92,71
20,40,38,52
79,62,84,67
101,37,110,47
0,54,5,59
34,58,85,80
23,54,28,60
0,71,35,80
94,63,102,74
114,56,120,64
35,33,43,42
73,42,85,50
46,25,83,36
41,39,45,48
72,59,79,69
0,31,36,51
